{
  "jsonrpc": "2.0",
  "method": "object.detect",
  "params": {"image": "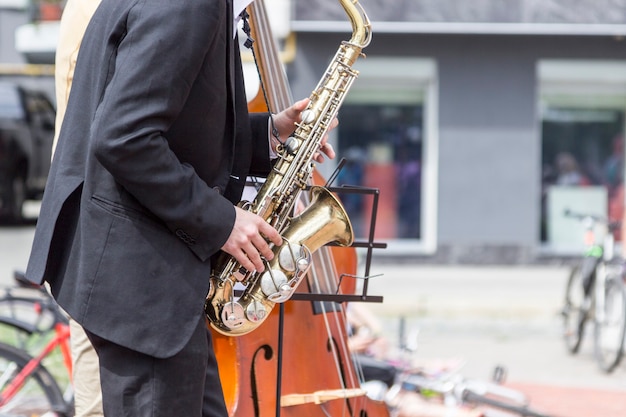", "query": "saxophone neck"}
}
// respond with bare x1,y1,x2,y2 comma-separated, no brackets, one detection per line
341,0,372,49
